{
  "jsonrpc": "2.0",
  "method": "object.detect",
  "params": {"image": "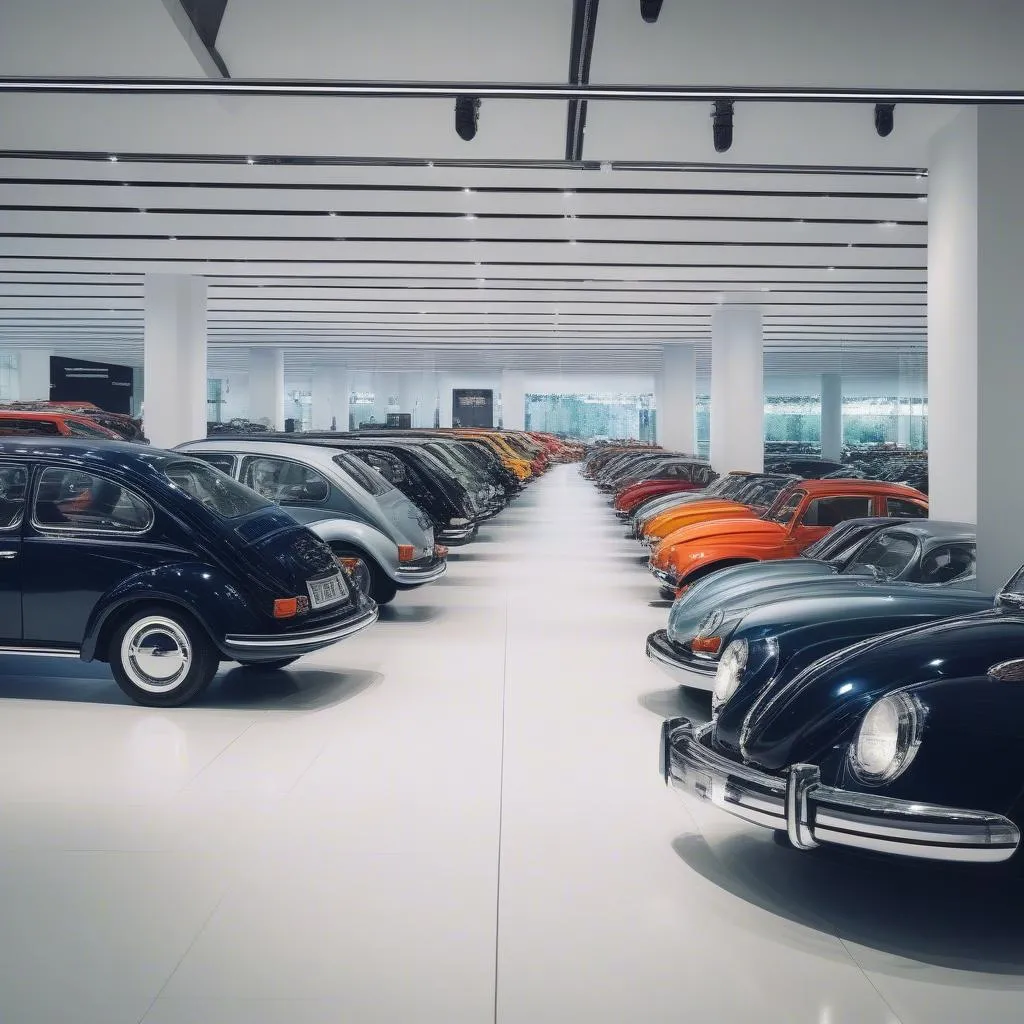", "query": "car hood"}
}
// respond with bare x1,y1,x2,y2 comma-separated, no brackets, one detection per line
648,500,754,536
727,603,1017,771
654,516,787,566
